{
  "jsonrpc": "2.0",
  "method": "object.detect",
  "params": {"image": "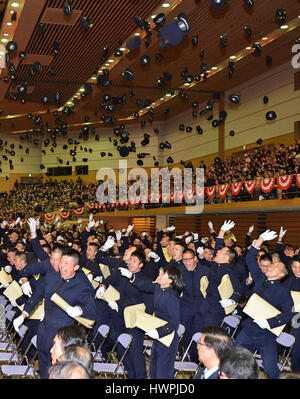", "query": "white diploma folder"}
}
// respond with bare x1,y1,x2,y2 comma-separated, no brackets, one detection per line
218,274,237,315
